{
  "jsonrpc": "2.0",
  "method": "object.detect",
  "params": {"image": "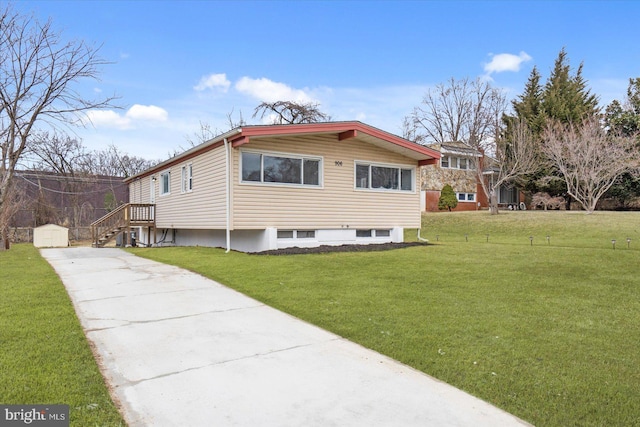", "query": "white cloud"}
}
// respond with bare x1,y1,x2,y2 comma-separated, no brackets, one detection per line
235,76,314,103
194,73,231,92
126,104,168,122
484,51,532,74
85,104,168,130
85,110,132,130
